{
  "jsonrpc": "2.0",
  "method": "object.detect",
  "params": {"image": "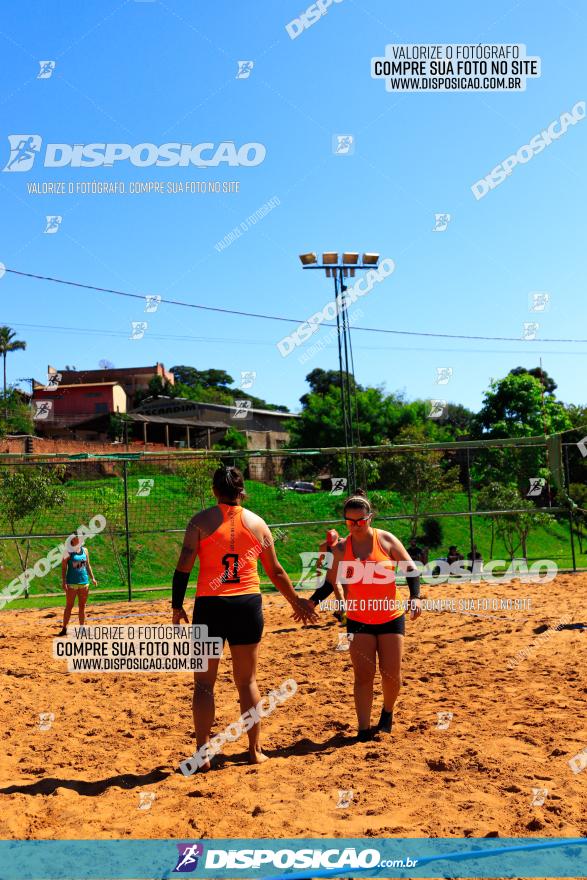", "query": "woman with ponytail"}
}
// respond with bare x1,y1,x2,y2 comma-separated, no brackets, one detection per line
172,465,317,770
